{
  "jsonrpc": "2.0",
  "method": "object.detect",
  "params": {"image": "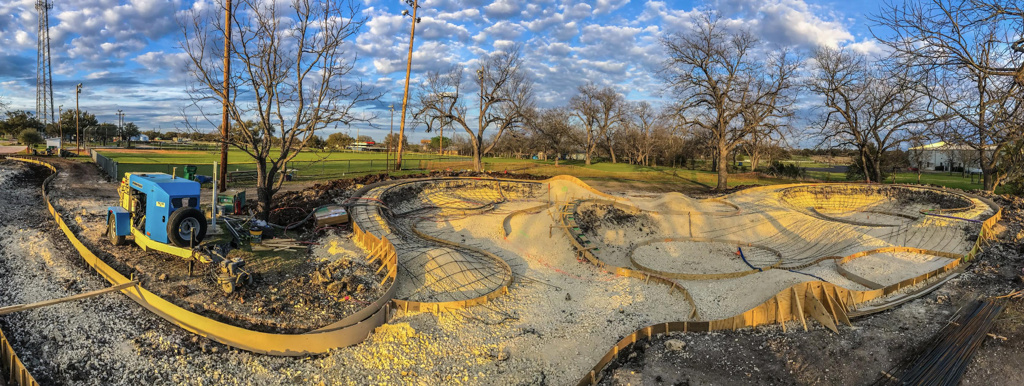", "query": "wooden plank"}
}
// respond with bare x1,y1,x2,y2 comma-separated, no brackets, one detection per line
825,290,852,327
804,286,838,333
776,294,787,333
0,281,138,316
791,286,807,332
